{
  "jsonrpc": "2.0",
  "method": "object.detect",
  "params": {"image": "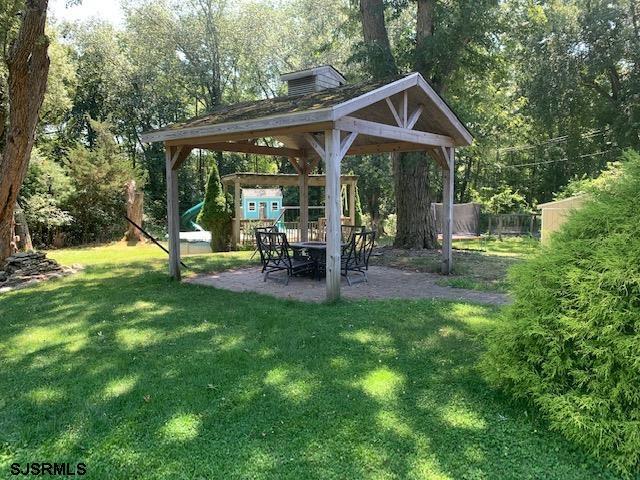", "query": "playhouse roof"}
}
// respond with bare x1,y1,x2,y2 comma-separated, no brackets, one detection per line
241,188,282,198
